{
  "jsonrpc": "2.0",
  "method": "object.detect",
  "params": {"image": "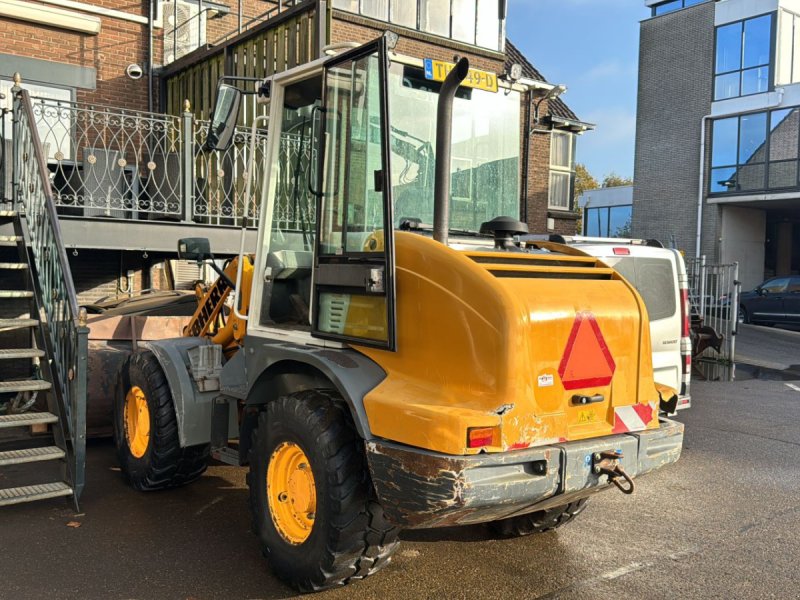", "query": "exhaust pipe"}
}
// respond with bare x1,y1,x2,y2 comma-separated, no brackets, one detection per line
433,57,470,245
